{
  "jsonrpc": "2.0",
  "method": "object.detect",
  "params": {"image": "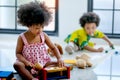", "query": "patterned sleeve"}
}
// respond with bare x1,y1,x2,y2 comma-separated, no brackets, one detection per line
64,30,78,43
94,30,105,38
69,31,78,42
78,35,89,49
